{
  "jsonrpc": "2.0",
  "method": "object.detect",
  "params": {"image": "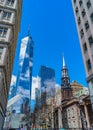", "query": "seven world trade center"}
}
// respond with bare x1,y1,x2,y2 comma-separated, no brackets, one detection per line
39,65,56,106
